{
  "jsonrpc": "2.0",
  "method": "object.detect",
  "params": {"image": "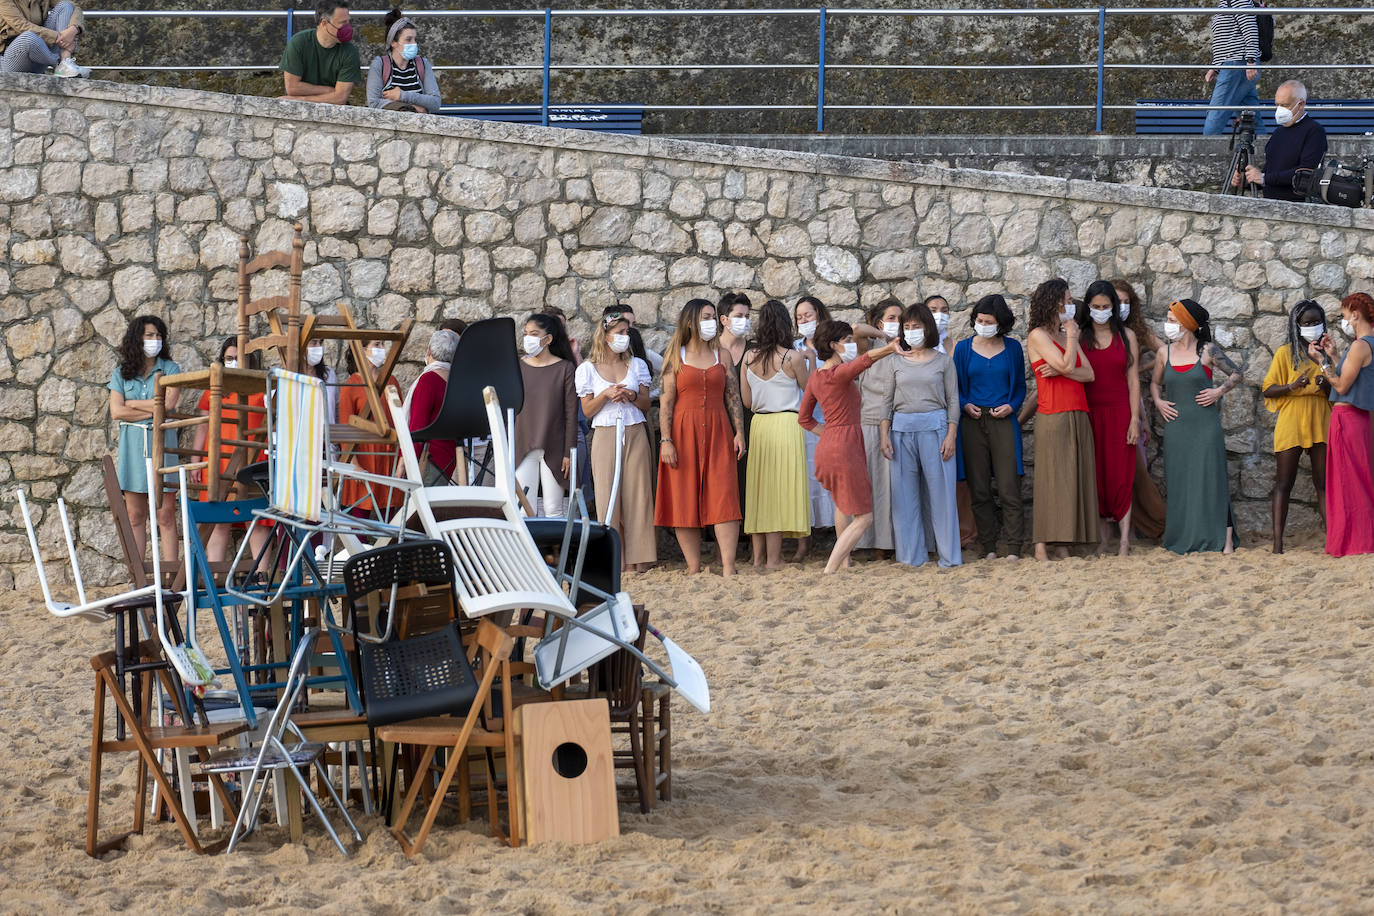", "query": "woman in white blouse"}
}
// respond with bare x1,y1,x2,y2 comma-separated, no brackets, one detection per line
577,310,656,572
